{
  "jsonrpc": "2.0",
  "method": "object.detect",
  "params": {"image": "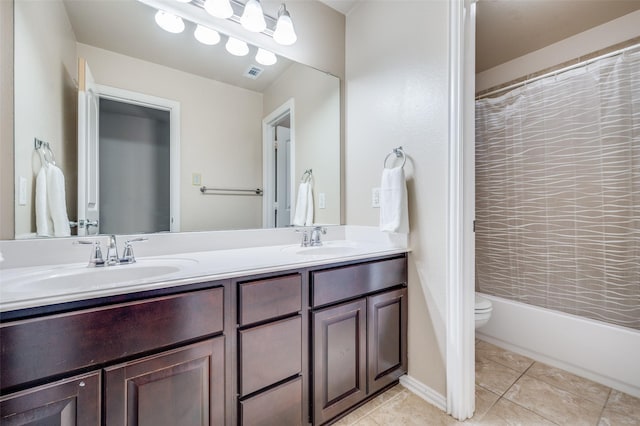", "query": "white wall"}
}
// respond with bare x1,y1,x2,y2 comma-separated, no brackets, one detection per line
263,63,341,225
476,10,640,92
346,0,450,395
77,43,264,232
13,0,77,238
